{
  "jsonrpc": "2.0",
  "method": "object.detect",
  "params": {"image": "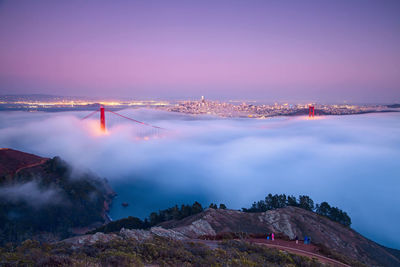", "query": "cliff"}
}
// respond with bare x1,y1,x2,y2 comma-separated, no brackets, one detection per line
0,148,115,244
